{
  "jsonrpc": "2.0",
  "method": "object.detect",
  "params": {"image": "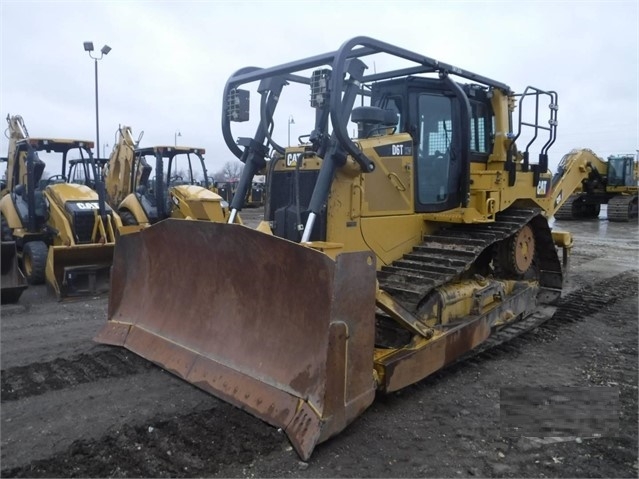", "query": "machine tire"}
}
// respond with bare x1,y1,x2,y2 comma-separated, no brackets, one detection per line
119,210,139,226
23,241,48,285
1,214,12,242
